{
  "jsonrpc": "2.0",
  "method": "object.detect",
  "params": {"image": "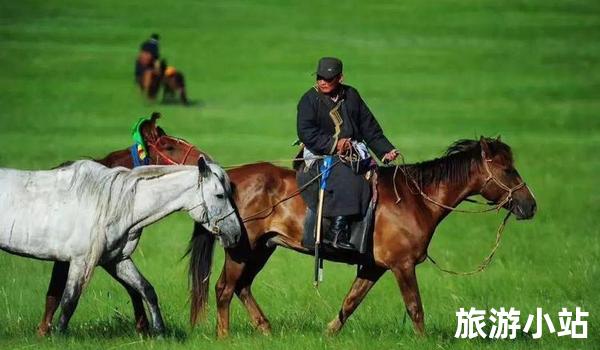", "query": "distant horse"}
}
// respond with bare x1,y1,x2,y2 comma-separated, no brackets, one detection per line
137,59,190,105
159,59,189,105
37,114,212,336
188,137,537,337
0,159,240,334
